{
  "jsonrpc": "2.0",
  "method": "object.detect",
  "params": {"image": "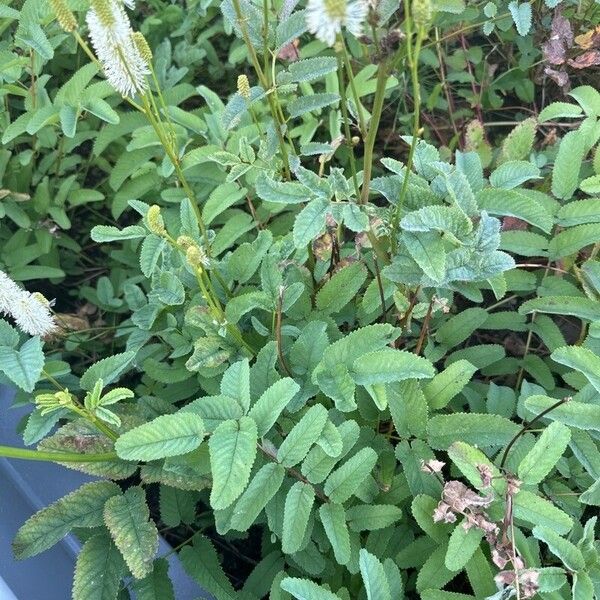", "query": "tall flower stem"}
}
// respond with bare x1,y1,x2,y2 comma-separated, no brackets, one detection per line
359,59,389,205
139,93,210,251
230,0,292,179
339,38,367,138
336,52,360,197
390,13,425,252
